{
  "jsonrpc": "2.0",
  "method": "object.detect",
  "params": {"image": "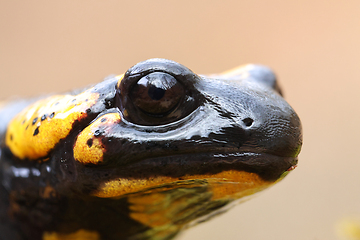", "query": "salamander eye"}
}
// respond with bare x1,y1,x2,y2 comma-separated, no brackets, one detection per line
131,72,185,116
117,58,203,126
